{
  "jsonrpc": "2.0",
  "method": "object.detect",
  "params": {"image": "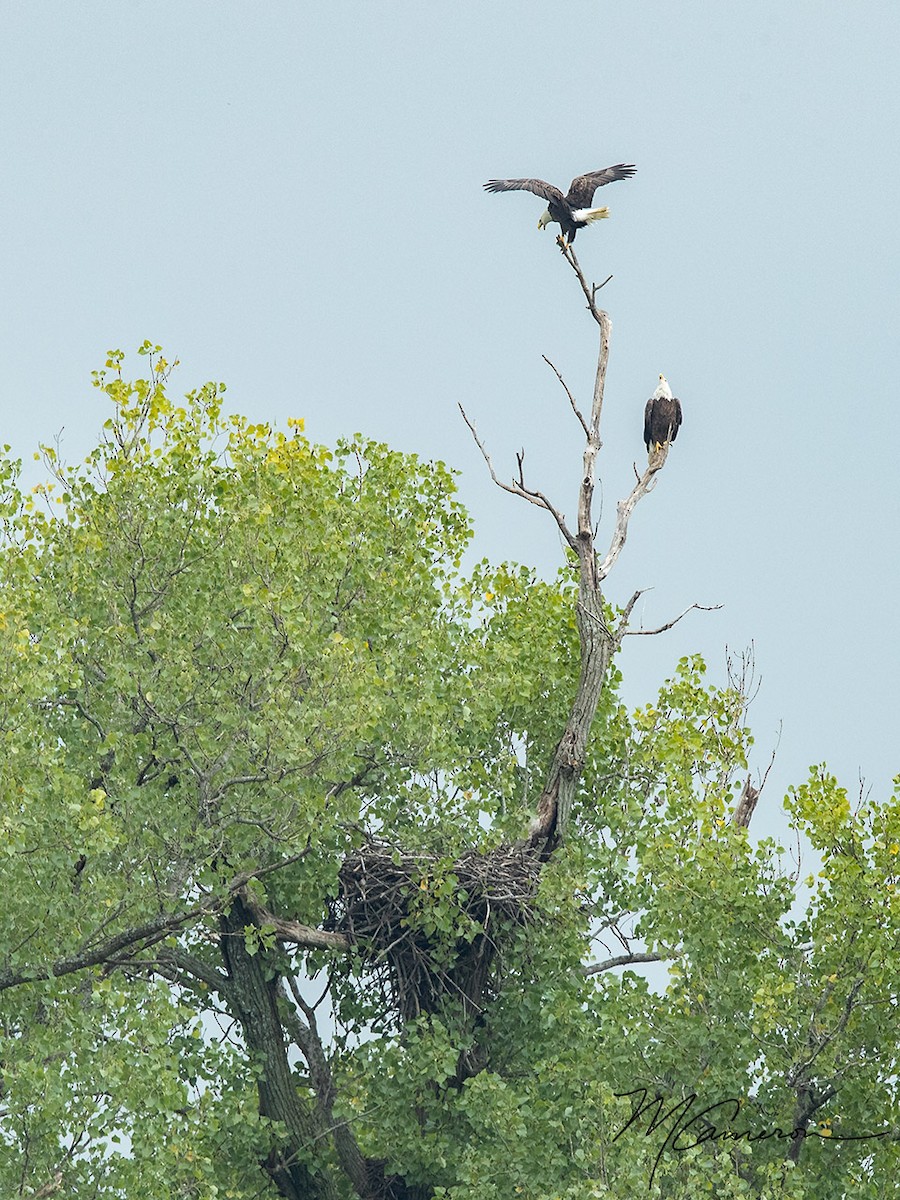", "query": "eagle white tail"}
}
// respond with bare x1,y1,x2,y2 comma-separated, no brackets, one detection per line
573,205,610,224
